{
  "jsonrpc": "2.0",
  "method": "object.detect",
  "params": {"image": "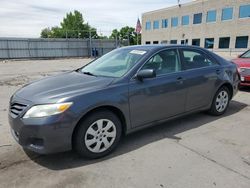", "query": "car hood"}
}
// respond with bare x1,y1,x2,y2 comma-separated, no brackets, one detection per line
15,71,114,103
232,58,250,67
